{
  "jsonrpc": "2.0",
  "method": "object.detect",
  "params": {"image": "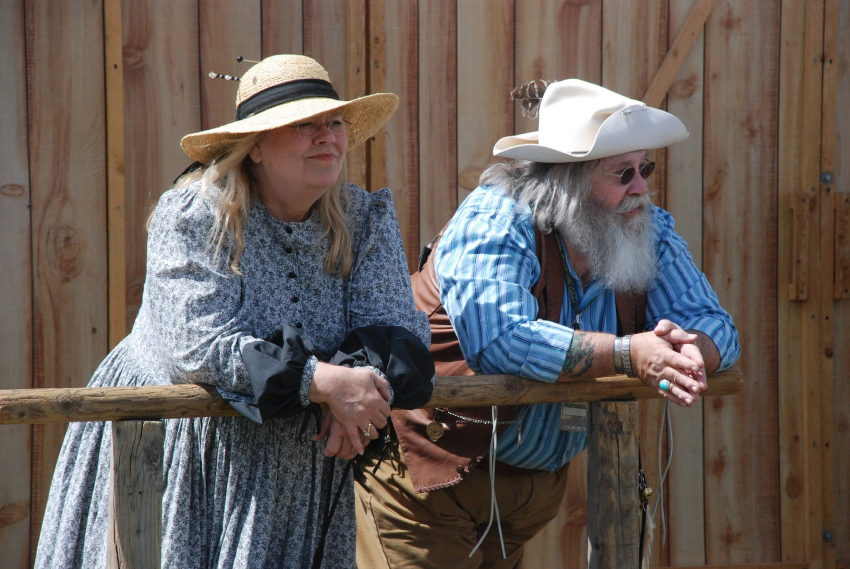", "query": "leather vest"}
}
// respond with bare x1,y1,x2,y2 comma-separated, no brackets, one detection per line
393,227,647,493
